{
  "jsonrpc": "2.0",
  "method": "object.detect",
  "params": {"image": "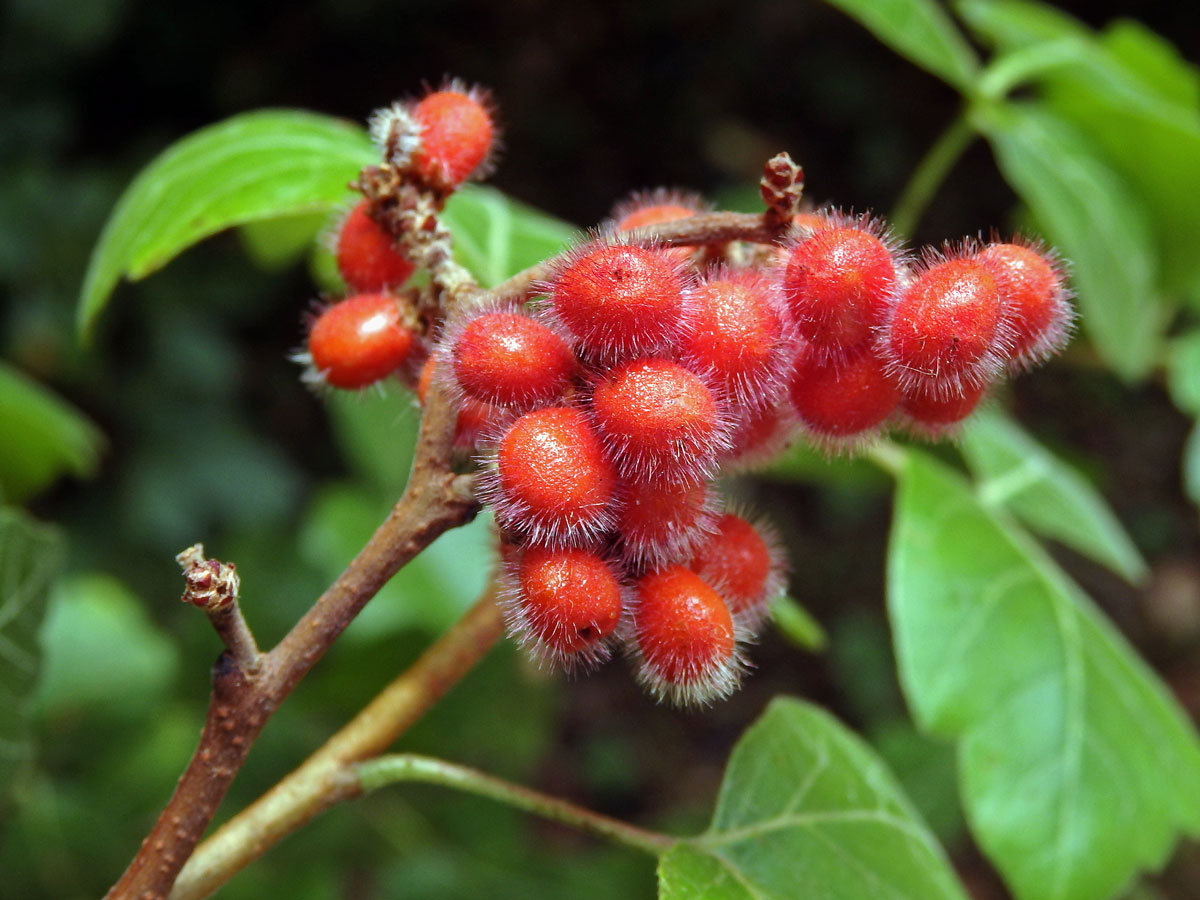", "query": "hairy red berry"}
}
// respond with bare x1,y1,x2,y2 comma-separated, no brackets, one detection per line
489,406,618,545
788,344,900,445
612,188,703,232
617,479,718,569
723,400,796,469
445,307,575,409
884,256,1010,396
633,565,740,706
898,380,986,436
782,223,897,358
335,201,416,293
418,357,496,449
691,514,784,625
411,85,496,188
680,270,791,413
505,545,626,670
591,357,729,485
549,242,690,360
306,293,414,389
975,241,1071,368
